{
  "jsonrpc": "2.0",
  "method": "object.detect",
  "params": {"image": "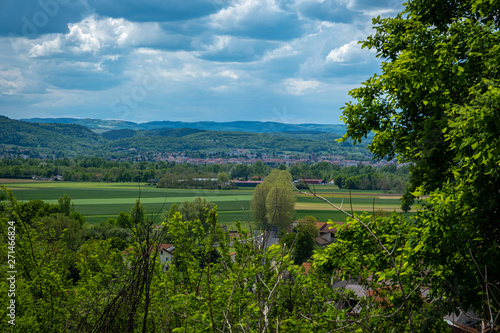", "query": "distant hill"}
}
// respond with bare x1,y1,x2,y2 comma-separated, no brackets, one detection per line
0,116,103,157
101,129,137,140
101,129,370,160
3,116,373,160
23,118,142,130
21,117,348,135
